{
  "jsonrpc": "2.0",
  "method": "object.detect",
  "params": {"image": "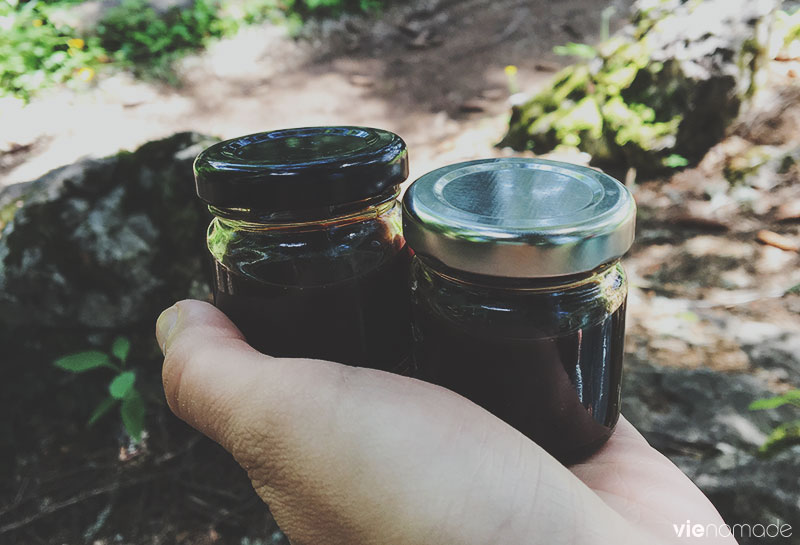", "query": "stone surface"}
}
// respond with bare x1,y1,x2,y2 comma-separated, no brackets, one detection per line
624,361,800,543
0,132,216,331
0,132,216,462
501,0,779,174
